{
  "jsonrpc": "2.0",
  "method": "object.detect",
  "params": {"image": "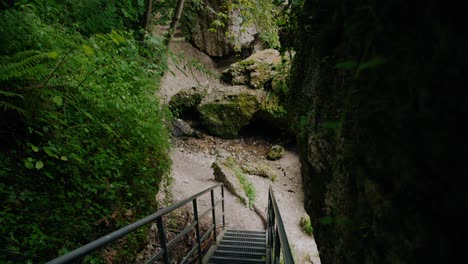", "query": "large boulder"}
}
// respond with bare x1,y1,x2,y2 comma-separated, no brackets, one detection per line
187,0,259,57
221,49,281,88
169,85,207,116
198,85,266,138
